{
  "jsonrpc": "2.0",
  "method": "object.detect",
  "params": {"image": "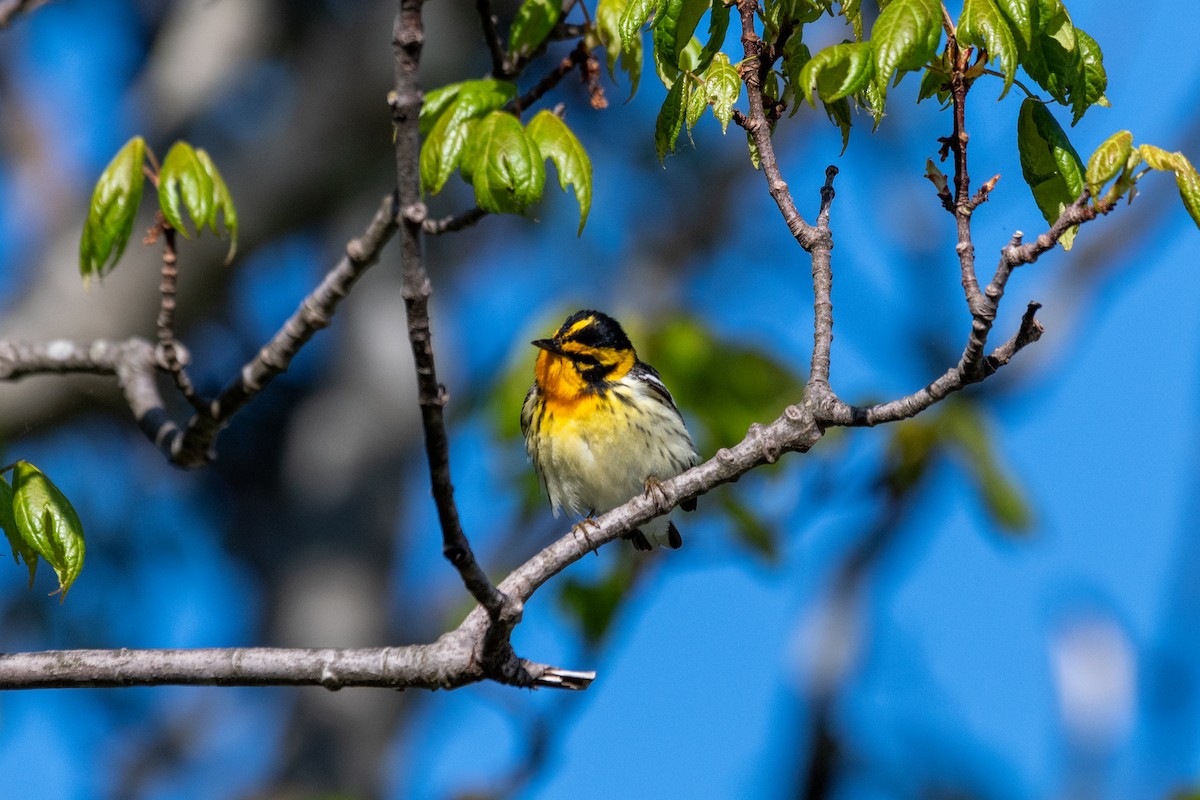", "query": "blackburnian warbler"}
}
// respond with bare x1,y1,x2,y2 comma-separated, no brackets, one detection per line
521,310,700,550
